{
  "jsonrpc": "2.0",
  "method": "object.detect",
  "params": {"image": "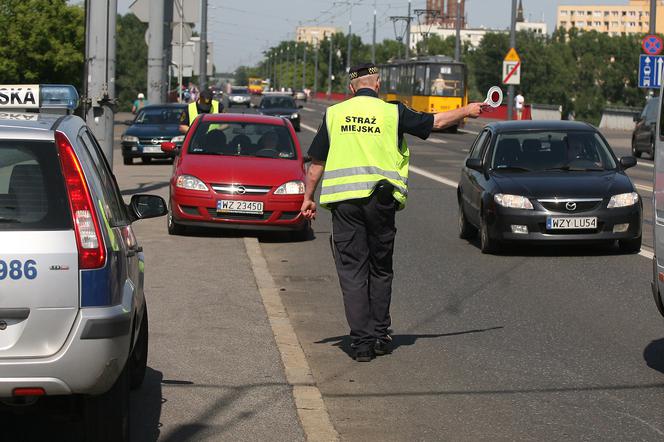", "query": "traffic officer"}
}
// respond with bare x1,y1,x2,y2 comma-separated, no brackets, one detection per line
178,89,222,133
301,63,482,362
